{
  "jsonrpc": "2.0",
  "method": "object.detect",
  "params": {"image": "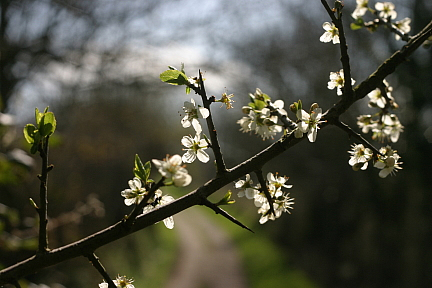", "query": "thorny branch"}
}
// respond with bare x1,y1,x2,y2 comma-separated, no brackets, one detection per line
1,13,432,288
